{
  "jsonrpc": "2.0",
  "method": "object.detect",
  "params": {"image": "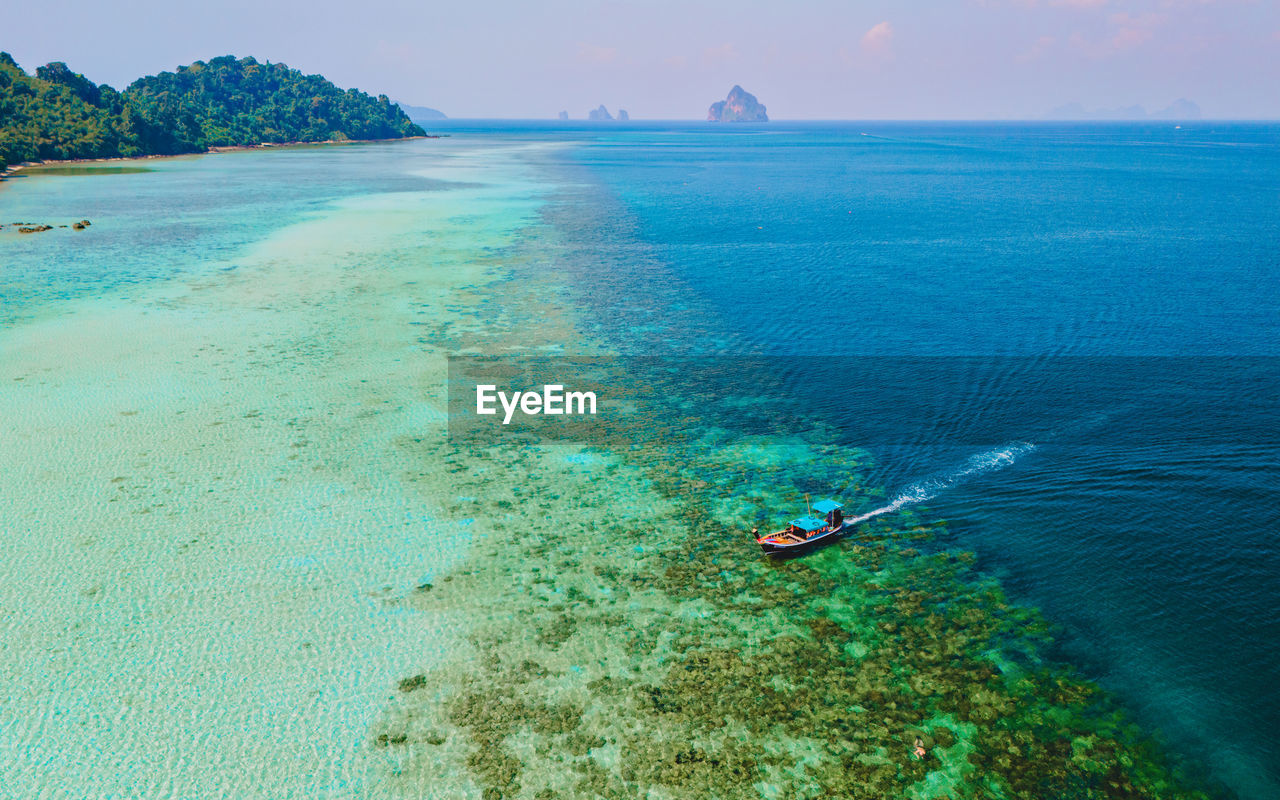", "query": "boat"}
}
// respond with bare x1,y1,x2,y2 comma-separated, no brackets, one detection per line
754,498,847,557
